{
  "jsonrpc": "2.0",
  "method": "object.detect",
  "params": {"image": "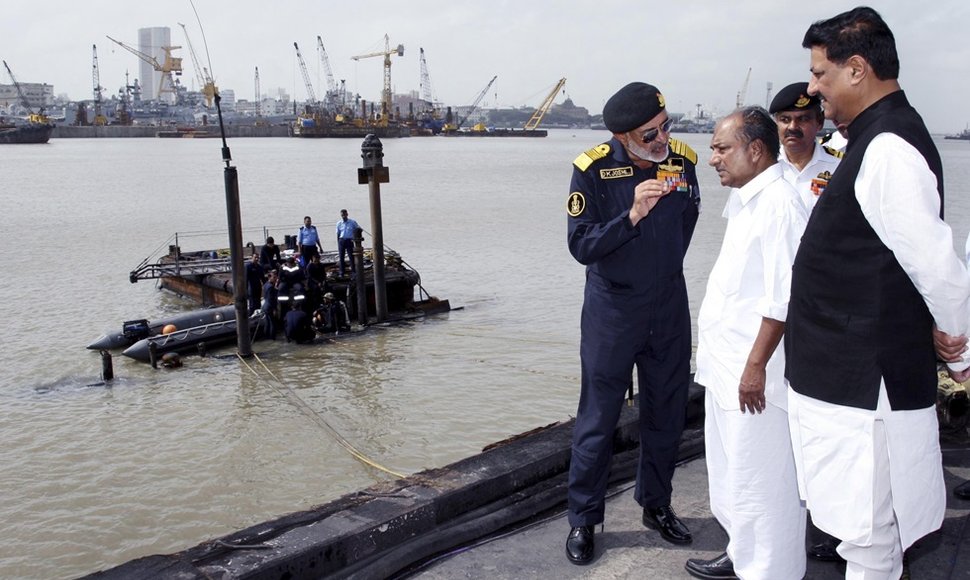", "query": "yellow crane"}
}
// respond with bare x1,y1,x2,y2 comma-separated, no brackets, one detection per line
2,59,49,124
736,67,752,109
524,77,566,130
178,22,217,107
351,34,404,126
106,35,182,101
